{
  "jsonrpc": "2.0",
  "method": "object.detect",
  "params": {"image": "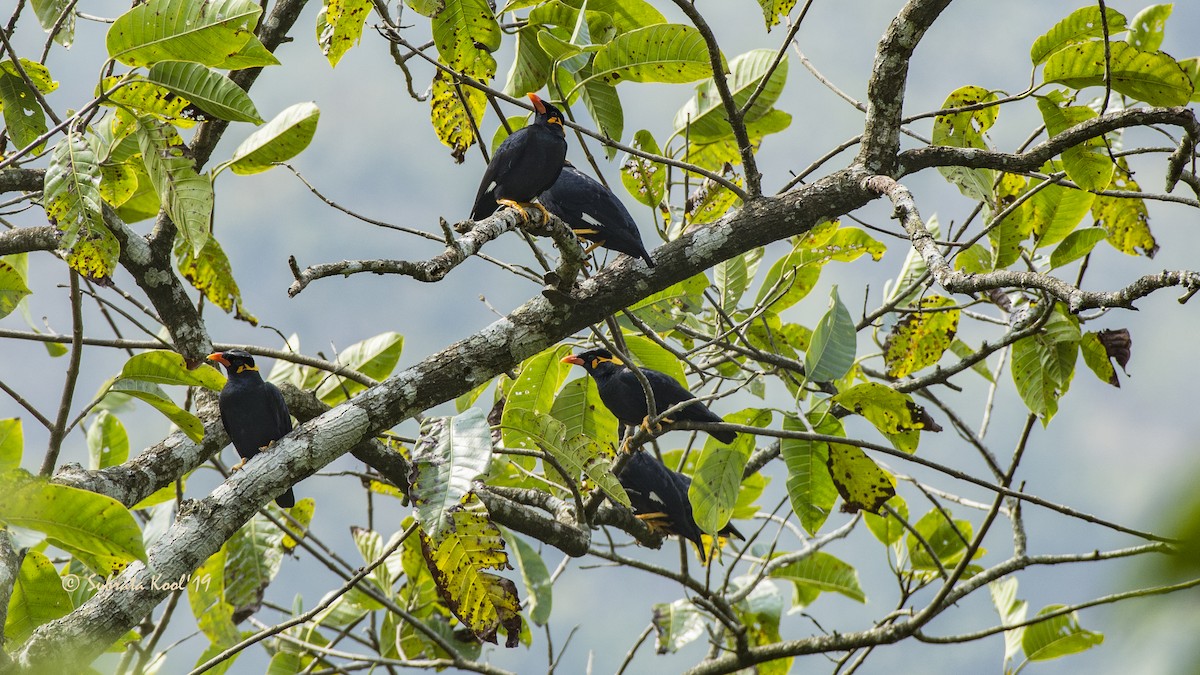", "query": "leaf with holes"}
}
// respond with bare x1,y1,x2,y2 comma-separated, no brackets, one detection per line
833,382,933,454
419,495,522,647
